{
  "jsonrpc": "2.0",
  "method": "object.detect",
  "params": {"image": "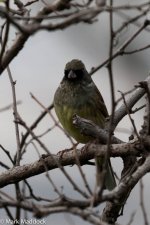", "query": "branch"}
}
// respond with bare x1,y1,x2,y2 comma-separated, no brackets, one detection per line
139,80,150,136
101,154,150,223
0,0,72,75
20,103,53,149
73,114,123,144
0,138,147,188
106,75,150,131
